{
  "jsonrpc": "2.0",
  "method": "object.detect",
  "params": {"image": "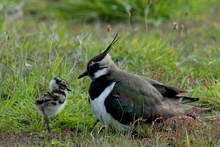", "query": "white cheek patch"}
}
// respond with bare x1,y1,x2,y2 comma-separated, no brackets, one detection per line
92,54,111,78
95,54,111,78
94,68,108,78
